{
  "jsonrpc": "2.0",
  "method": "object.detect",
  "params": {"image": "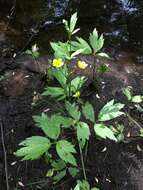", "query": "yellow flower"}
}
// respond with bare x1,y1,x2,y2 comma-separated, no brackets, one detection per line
73,91,80,98
52,58,64,68
77,60,88,69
